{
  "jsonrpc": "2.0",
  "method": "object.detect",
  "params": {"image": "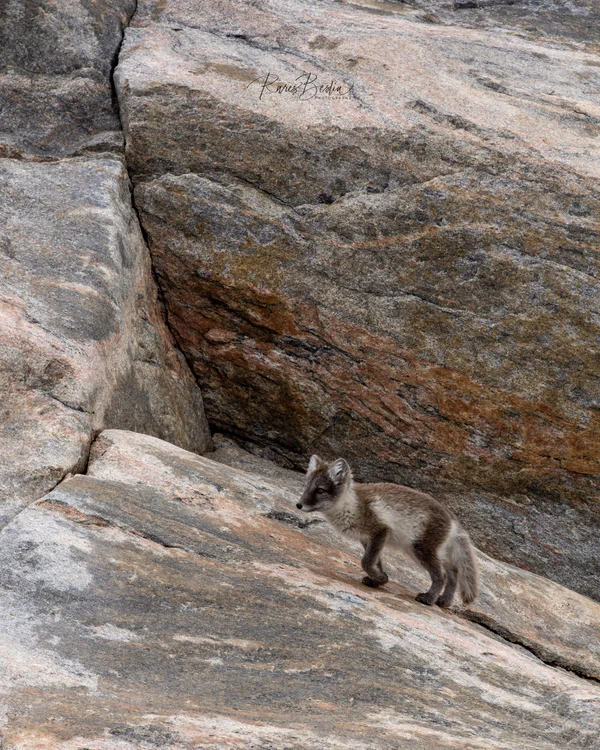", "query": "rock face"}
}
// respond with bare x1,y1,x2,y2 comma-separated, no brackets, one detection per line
0,156,211,527
2,428,600,749
0,0,135,158
6,0,599,745
115,0,600,599
0,0,212,528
